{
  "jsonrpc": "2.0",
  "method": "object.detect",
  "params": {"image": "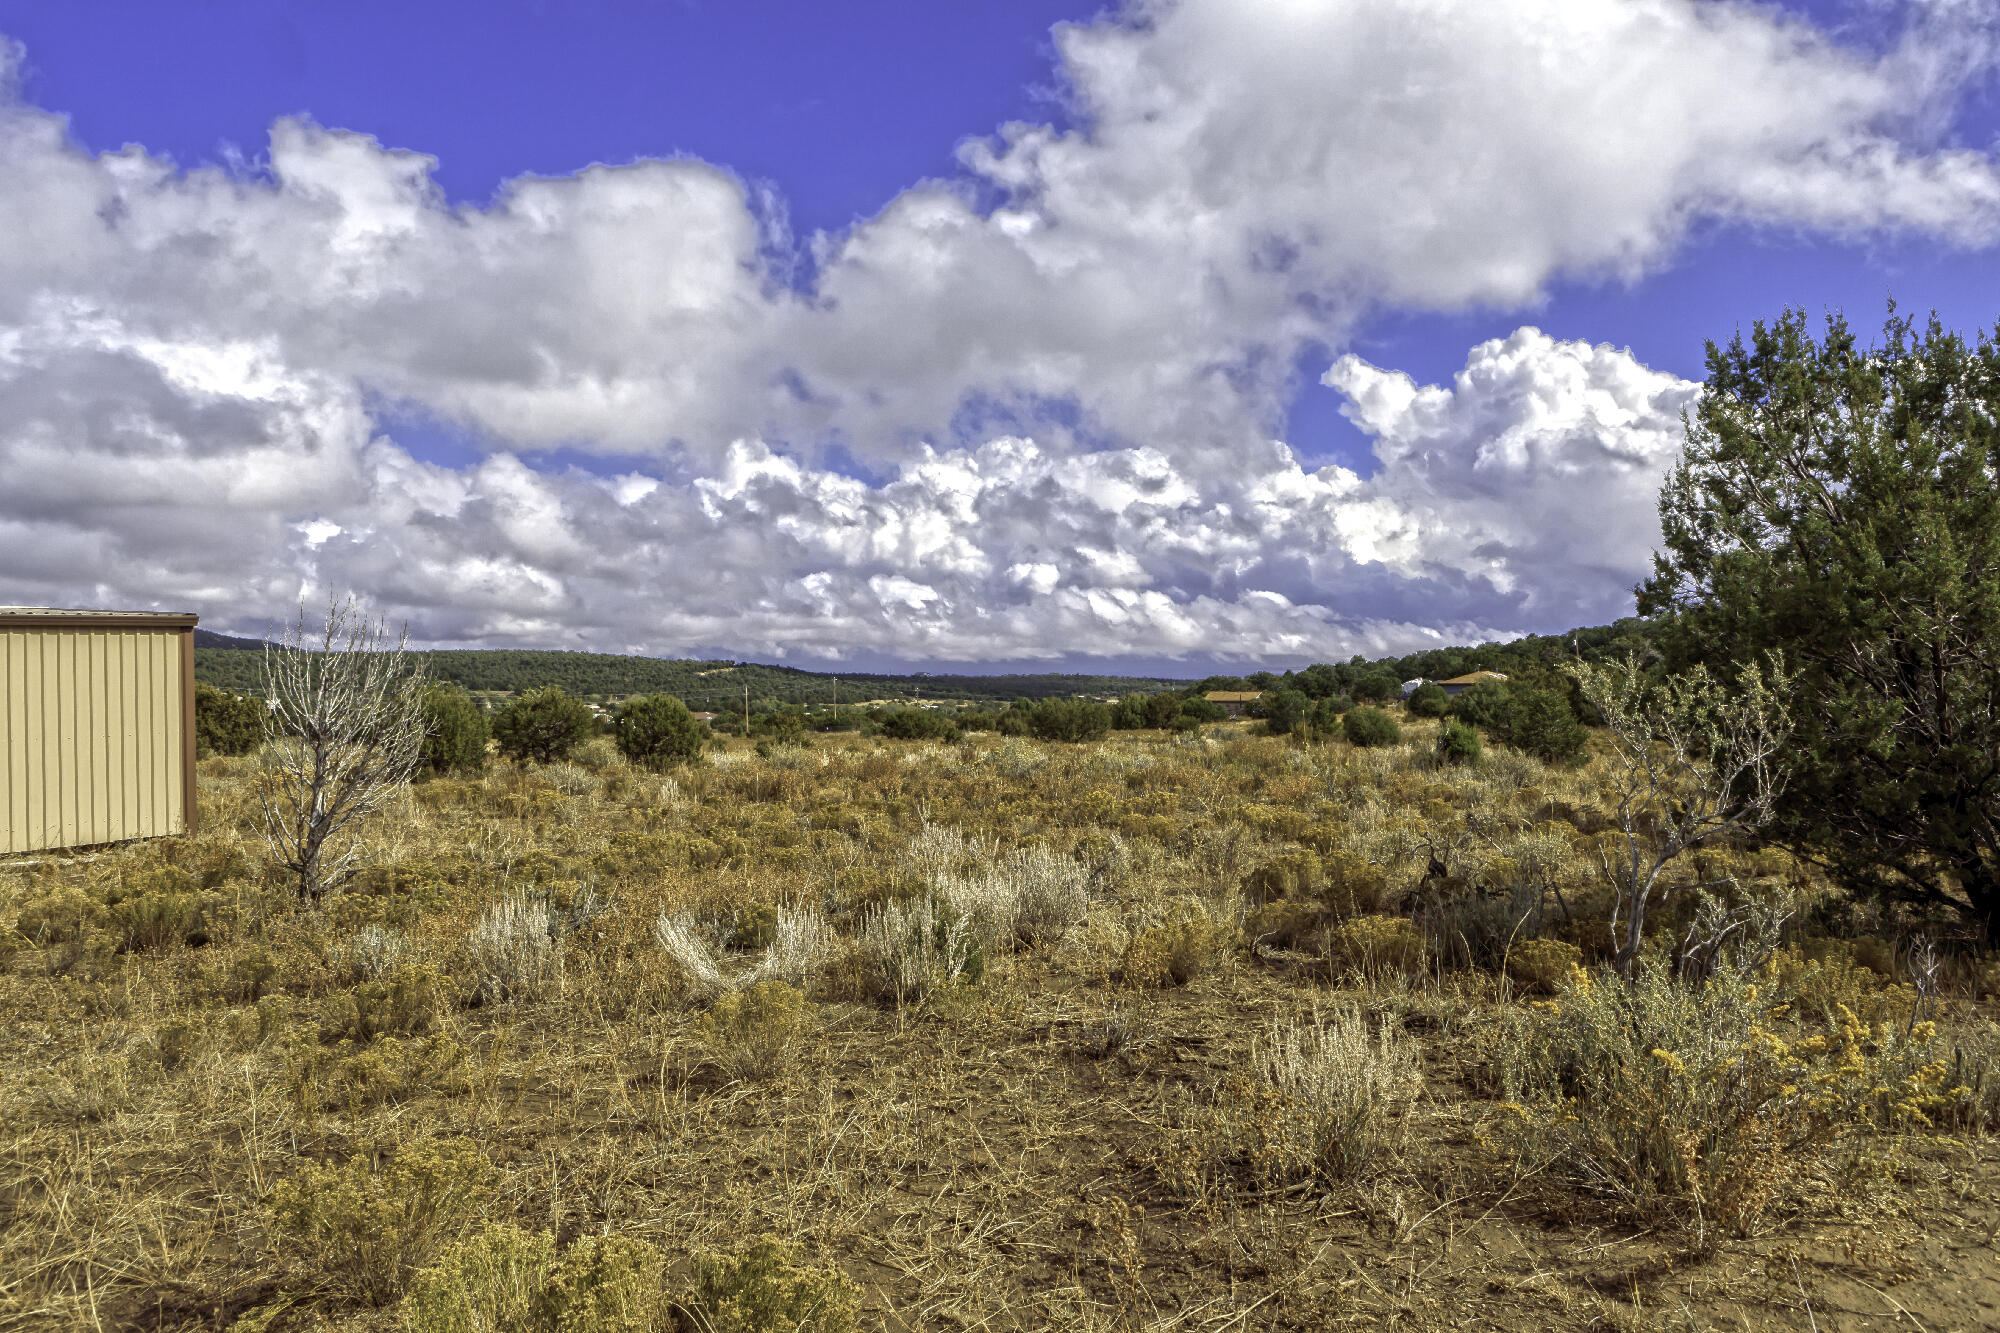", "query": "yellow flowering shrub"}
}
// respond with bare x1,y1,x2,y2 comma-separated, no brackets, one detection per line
1497,961,1952,1242
698,981,813,1083
405,1223,664,1333
688,1236,859,1333
1504,937,1582,995
1122,899,1225,988
1325,915,1426,981
266,1138,492,1305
